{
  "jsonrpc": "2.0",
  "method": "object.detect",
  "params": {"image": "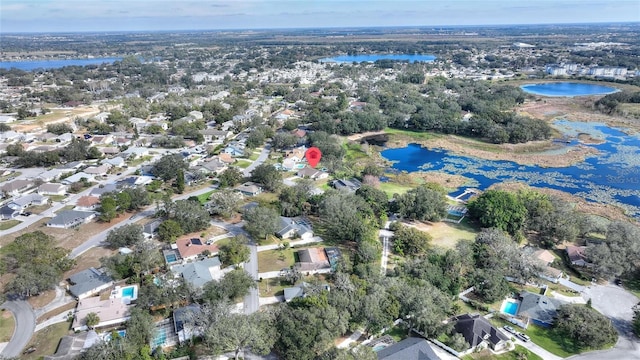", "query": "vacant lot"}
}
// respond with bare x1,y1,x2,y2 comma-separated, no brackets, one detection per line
406,220,478,249
258,248,295,273
22,322,71,360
